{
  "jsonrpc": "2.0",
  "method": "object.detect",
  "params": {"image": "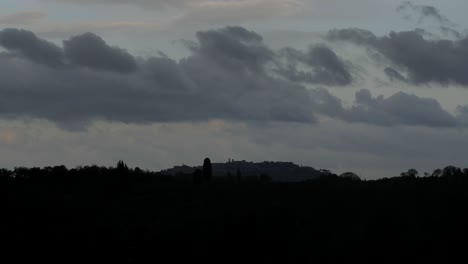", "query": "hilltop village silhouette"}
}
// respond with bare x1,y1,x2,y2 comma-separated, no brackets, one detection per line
160,158,323,182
